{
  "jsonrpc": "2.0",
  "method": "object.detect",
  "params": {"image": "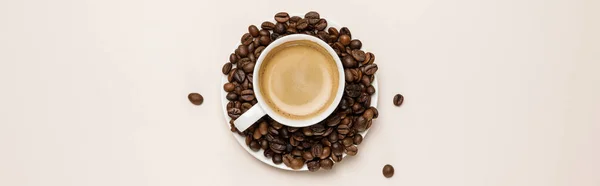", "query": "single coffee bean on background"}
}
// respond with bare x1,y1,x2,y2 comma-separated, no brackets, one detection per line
248,25,259,37
274,12,290,23
394,94,404,106
363,64,378,75
383,164,395,178
222,62,232,75
261,21,275,30
188,93,203,105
